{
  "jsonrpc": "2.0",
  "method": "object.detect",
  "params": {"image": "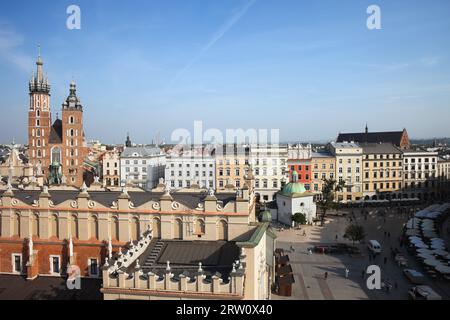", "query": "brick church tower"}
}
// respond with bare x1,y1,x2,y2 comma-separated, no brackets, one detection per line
60,81,87,186
27,50,87,187
28,50,52,178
